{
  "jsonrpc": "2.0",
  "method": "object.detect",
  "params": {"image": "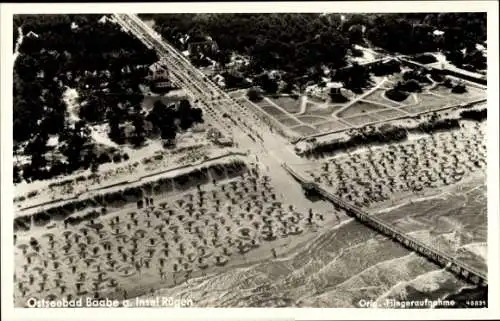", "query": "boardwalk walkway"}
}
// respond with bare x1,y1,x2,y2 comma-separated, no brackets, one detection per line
282,163,488,287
